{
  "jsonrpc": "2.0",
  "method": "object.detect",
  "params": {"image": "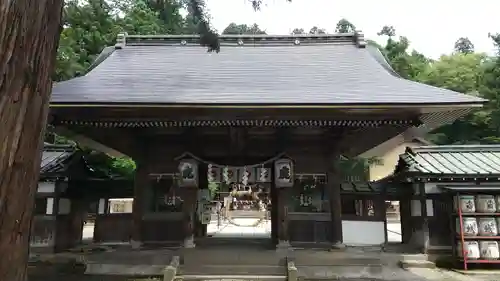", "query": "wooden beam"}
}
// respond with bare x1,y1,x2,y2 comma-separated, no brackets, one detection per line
62,126,142,158
50,107,421,121
54,126,127,157
339,125,411,157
